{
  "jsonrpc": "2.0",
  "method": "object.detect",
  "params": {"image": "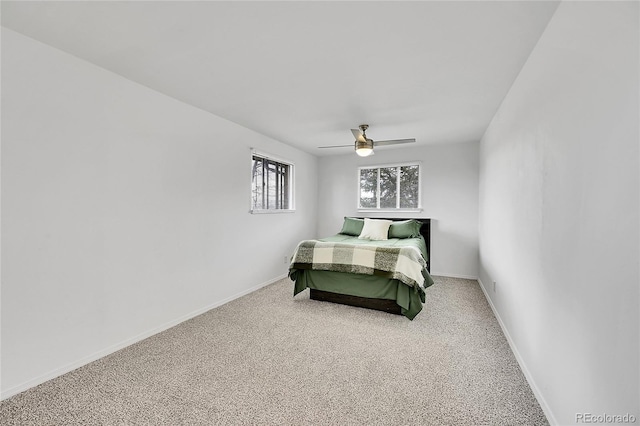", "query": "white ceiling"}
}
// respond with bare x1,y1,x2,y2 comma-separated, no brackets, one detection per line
1,1,559,156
